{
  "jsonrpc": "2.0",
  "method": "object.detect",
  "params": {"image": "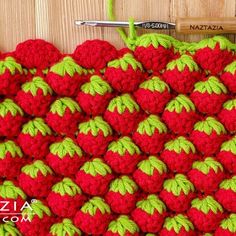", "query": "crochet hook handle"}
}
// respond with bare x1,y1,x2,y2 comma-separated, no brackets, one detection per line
176,17,236,34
